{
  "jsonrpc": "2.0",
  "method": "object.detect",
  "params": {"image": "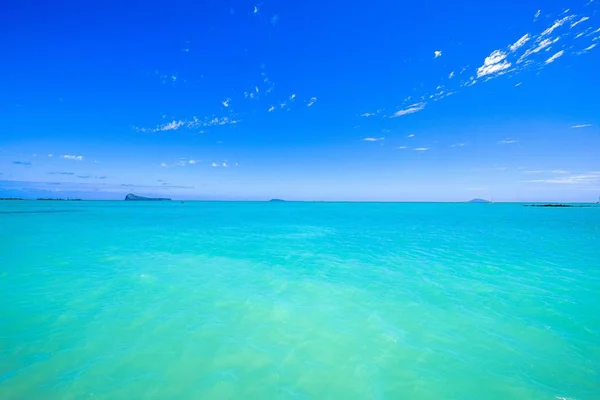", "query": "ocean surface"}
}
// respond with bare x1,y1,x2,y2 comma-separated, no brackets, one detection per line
1,201,599,399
